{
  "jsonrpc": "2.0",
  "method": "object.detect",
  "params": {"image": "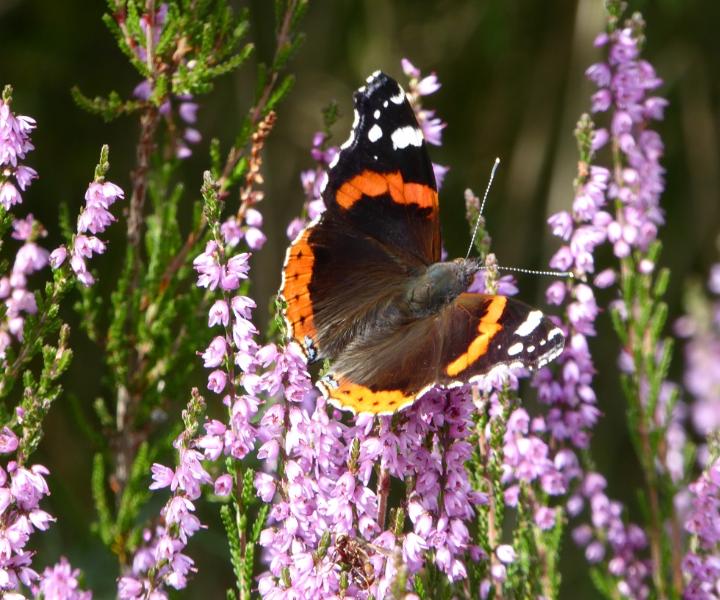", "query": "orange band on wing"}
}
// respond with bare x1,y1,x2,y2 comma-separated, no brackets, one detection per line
319,375,417,415
445,296,507,377
336,170,437,212
281,228,317,348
